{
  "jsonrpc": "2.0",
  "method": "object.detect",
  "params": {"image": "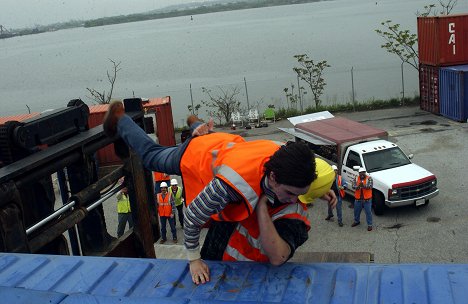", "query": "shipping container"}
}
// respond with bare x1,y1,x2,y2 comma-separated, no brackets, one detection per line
145,97,176,146
0,113,39,125
439,65,468,122
419,64,440,114
1,253,468,303
418,14,468,66
88,97,176,167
